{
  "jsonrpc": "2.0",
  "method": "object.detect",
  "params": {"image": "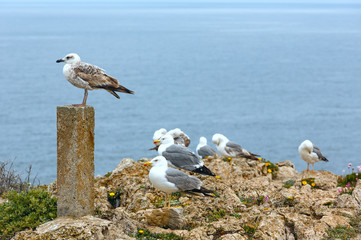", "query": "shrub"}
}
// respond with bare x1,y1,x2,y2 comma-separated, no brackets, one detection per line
206,209,226,222
283,180,296,188
0,161,36,195
0,189,57,239
325,225,356,239
136,229,183,240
